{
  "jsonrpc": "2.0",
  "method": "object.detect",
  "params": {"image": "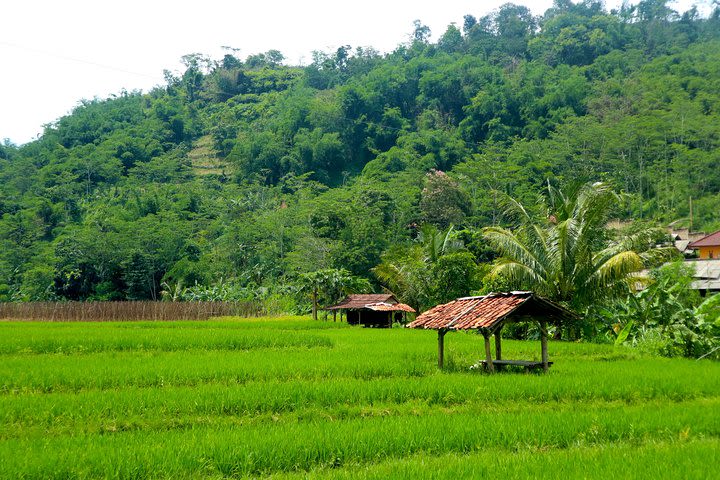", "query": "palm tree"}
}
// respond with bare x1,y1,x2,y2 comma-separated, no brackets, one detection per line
483,182,673,312
418,224,463,263
374,225,464,311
